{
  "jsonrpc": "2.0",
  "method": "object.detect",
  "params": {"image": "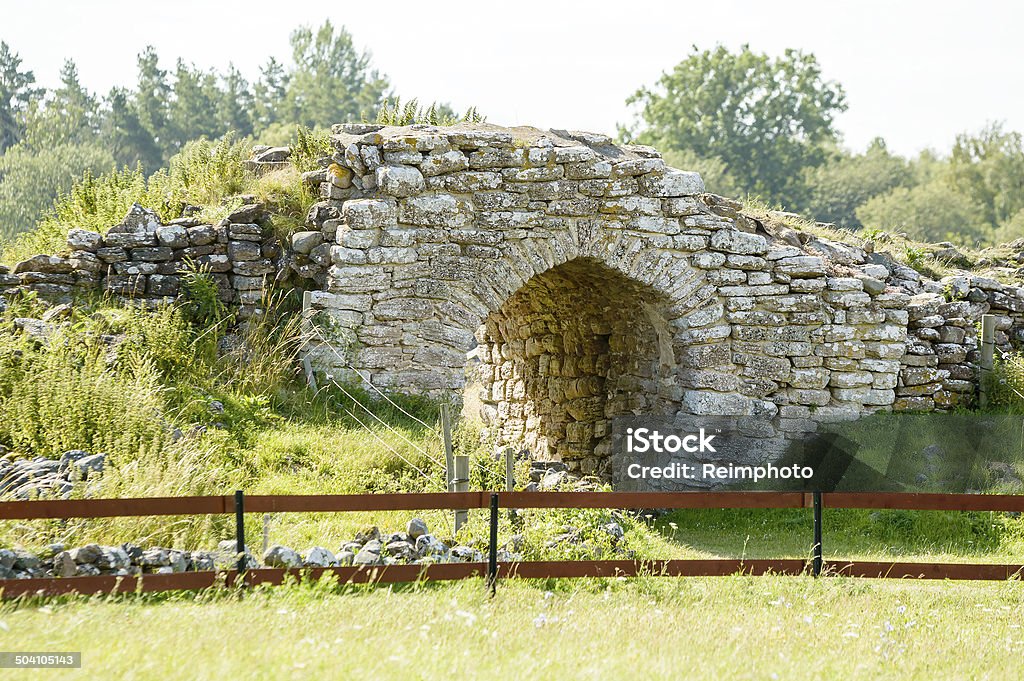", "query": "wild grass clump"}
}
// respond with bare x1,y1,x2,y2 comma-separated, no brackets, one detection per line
0,323,170,462
375,97,485,126
288,125,333,173
988,352,1024,405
